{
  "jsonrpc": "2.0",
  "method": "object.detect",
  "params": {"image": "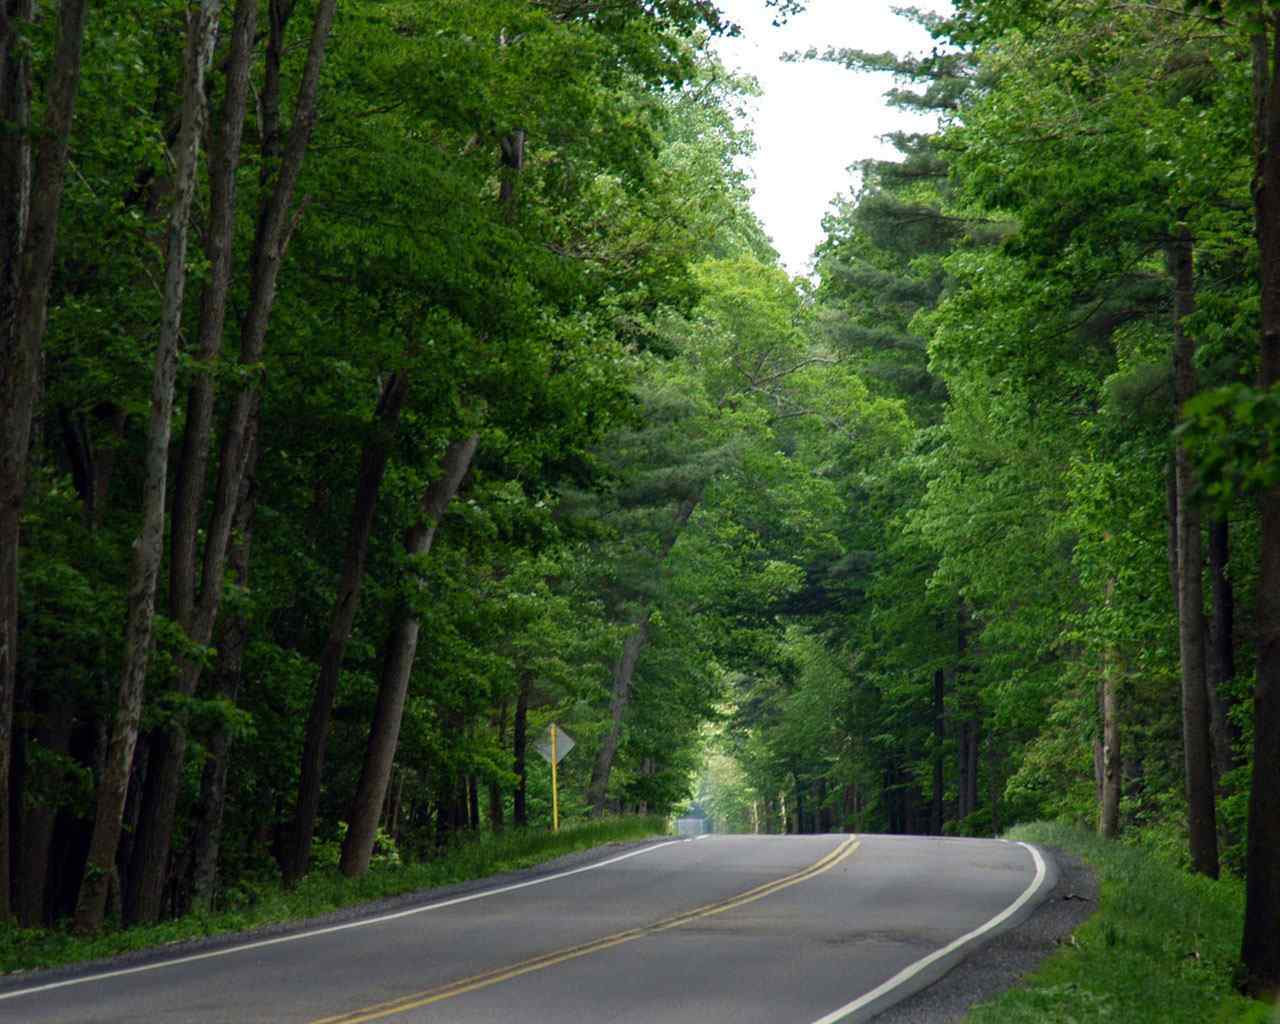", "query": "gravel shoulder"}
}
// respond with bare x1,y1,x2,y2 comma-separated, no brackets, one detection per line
866,845,1098,1024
